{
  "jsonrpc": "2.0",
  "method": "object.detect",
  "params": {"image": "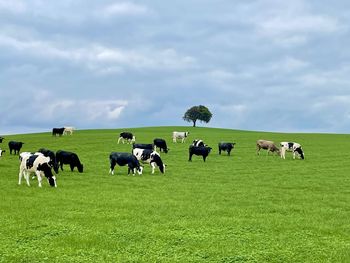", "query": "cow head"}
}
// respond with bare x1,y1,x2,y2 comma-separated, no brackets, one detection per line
137,165,143,175
295,147,305,160
77,163,84,173
38,162,57,187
